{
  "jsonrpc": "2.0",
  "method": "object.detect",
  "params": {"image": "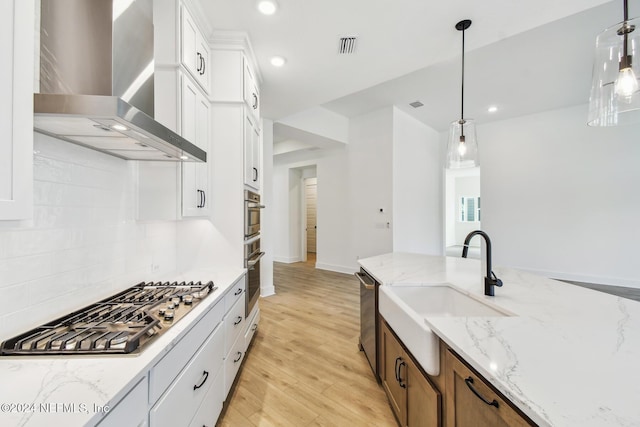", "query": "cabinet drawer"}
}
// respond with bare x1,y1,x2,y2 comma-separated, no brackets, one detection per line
445,350,534,427
96,377,148,427
224,276,245,313
224,332,245,399
225,295,246,355
244,305,260,349
188,369,224,427
150,300,224,403
150,322,224,427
